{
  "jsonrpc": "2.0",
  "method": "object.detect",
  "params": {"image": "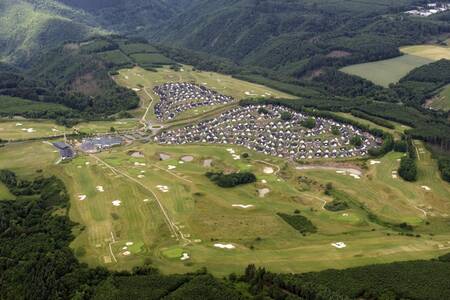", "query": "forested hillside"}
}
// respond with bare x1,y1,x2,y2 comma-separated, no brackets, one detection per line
58,0,191,32
0,0,101,65
153,0,450,76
